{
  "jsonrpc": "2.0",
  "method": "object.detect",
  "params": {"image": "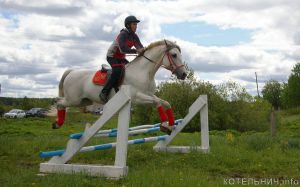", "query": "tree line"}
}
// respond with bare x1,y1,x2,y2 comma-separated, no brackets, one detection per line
262,62,300,110
0,97,54,113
